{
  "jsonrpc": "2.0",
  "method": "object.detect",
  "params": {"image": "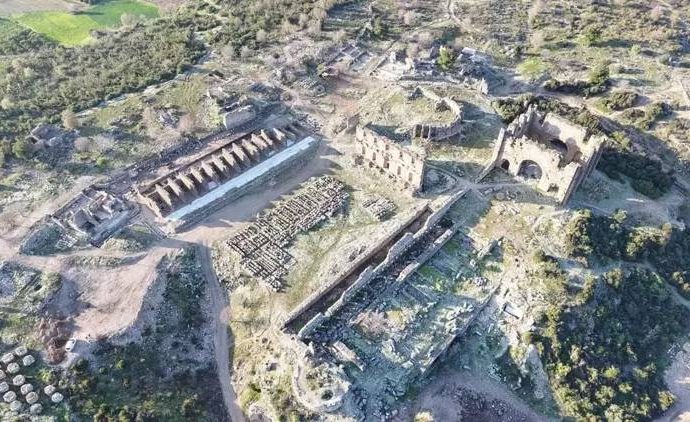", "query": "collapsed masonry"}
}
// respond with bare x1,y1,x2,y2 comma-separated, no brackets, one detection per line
223,176,348,291
135,122,318,230
355,125,426,194
410,87,464,142
286,191,497,415
51,189,133,245
483,105,604,204
20,188,134,254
